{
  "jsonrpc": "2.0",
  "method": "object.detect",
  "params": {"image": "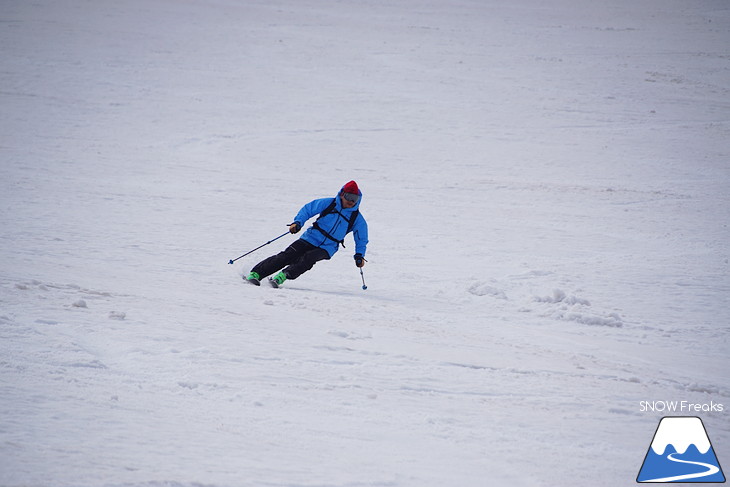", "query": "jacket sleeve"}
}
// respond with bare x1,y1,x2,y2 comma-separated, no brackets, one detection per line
352,215,369,257
293,198,332,227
